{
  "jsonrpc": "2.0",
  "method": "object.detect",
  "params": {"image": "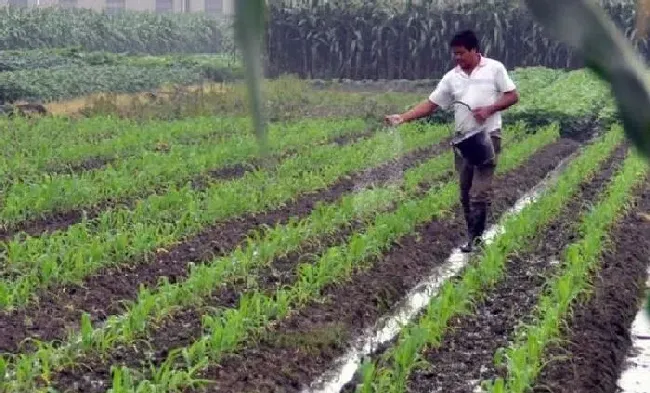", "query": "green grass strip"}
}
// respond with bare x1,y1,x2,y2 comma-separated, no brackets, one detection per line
0,123,445,309
482,148,649,393
2,124,557,392
353,125,624,393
